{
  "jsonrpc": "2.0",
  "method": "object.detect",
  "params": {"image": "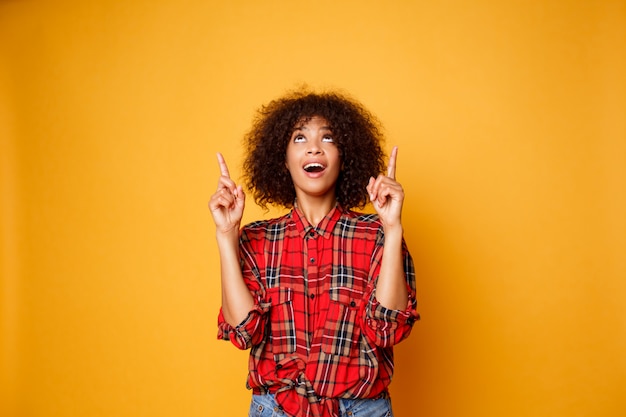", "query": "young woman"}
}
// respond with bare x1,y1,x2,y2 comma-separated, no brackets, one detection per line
209,90,418,417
